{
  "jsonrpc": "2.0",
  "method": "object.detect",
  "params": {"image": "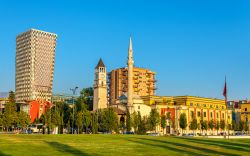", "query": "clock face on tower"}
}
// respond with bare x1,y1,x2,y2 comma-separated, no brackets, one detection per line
101,74,105,78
